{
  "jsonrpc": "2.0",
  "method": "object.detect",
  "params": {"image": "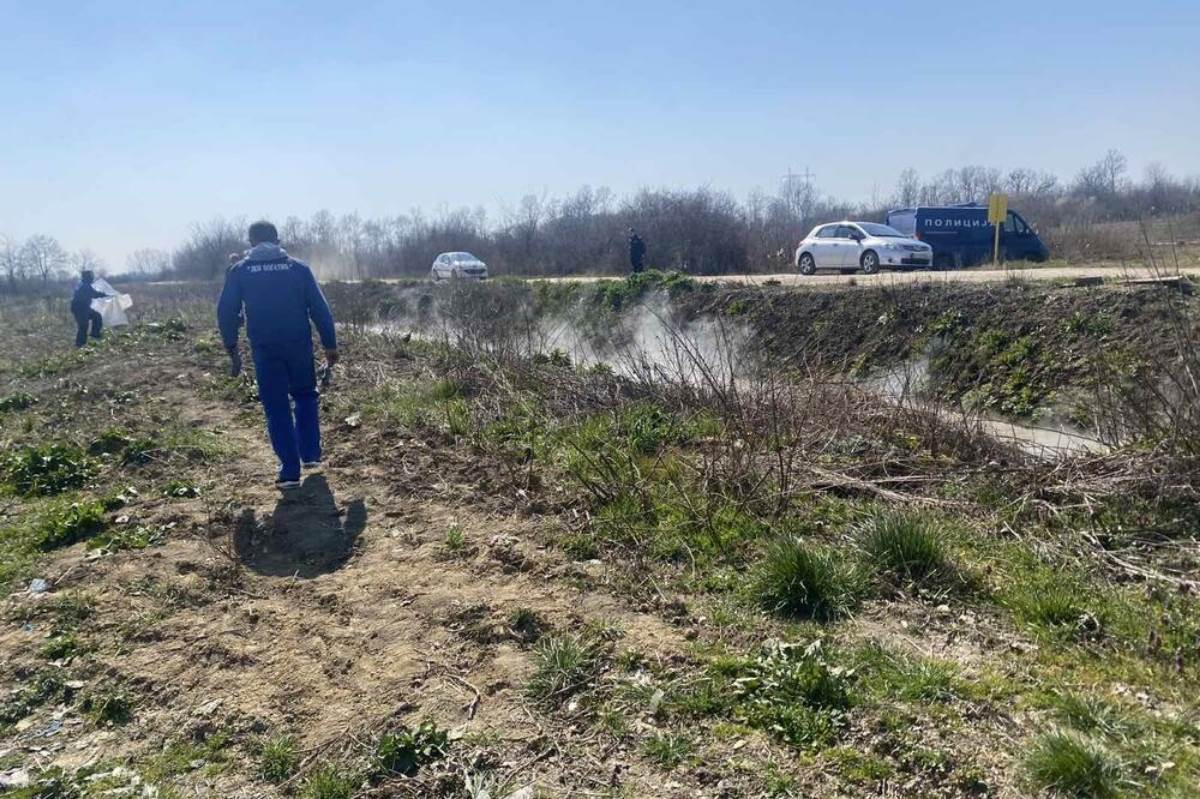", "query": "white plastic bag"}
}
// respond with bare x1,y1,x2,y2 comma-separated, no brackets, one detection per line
90,278,132,328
